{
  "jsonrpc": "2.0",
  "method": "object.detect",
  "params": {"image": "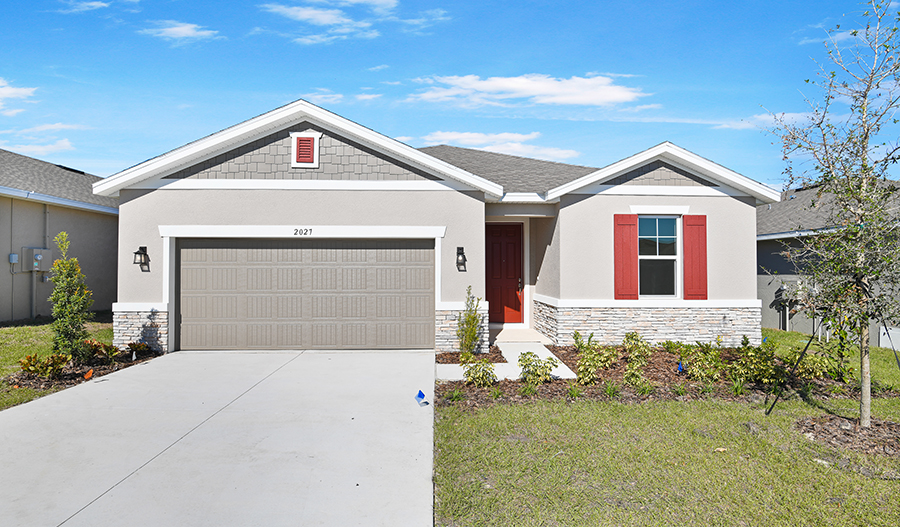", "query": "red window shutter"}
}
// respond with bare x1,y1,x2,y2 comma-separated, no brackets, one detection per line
683,215,708,300
296,137,315,164
614,214,639,300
